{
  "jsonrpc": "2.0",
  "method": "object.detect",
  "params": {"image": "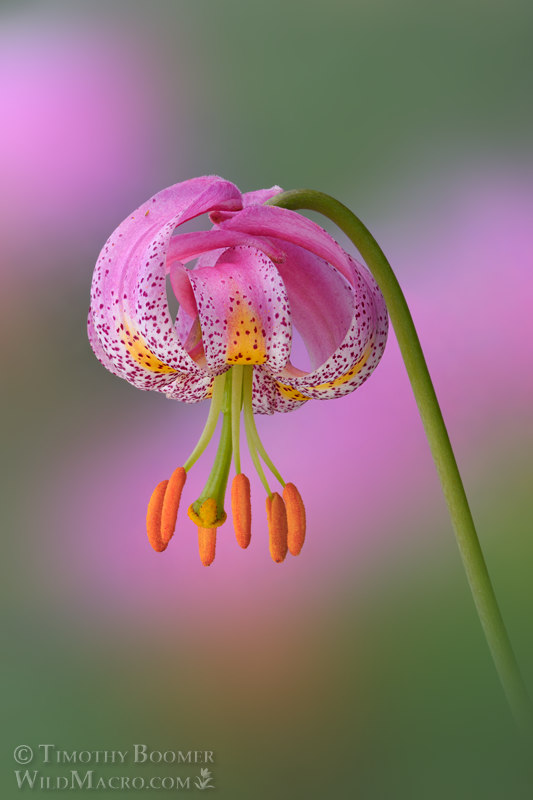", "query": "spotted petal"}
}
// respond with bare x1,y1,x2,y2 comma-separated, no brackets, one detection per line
89,177,388,412
185,246,292,373
88,176,242,400
214,204,356,286
250,368,307,415
274,253,388,403
166,228,286,268
271,239,354,371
